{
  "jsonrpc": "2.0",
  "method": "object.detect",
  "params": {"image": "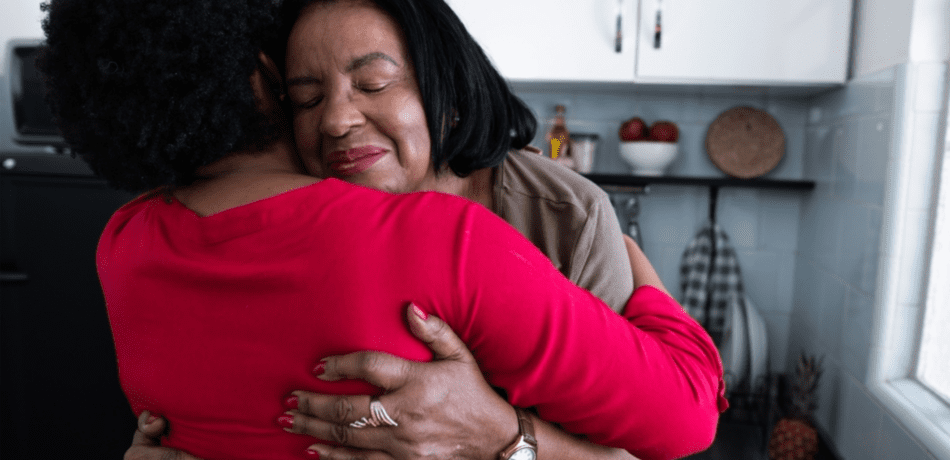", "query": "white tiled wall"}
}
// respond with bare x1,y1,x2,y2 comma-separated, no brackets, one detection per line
791,62,945,459
512,84,811,372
